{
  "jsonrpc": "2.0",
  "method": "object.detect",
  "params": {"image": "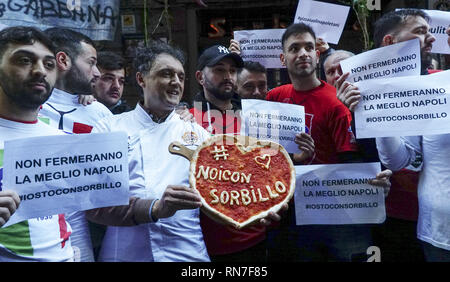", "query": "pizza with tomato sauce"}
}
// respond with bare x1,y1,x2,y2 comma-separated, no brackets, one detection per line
189,135,295,229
